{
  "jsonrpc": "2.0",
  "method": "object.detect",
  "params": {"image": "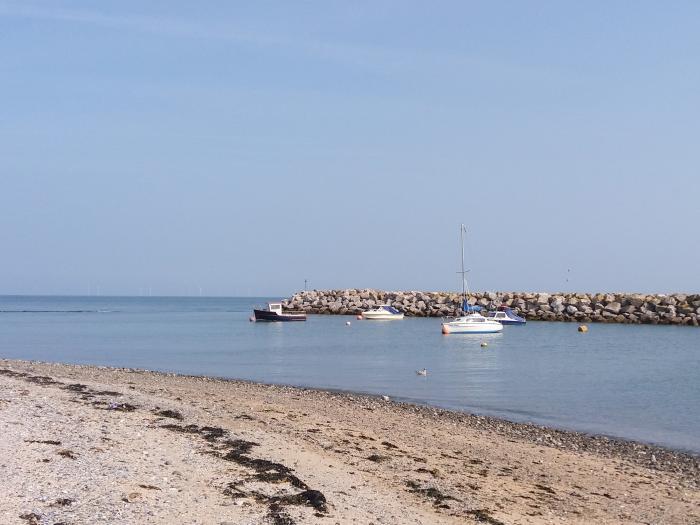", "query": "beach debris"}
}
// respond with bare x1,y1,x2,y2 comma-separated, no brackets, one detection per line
578,324,588,332
107,402,137,411
50,498,75,507
121,492,142,503
366,454,389,463
381,395,390,401
416,368,428,376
